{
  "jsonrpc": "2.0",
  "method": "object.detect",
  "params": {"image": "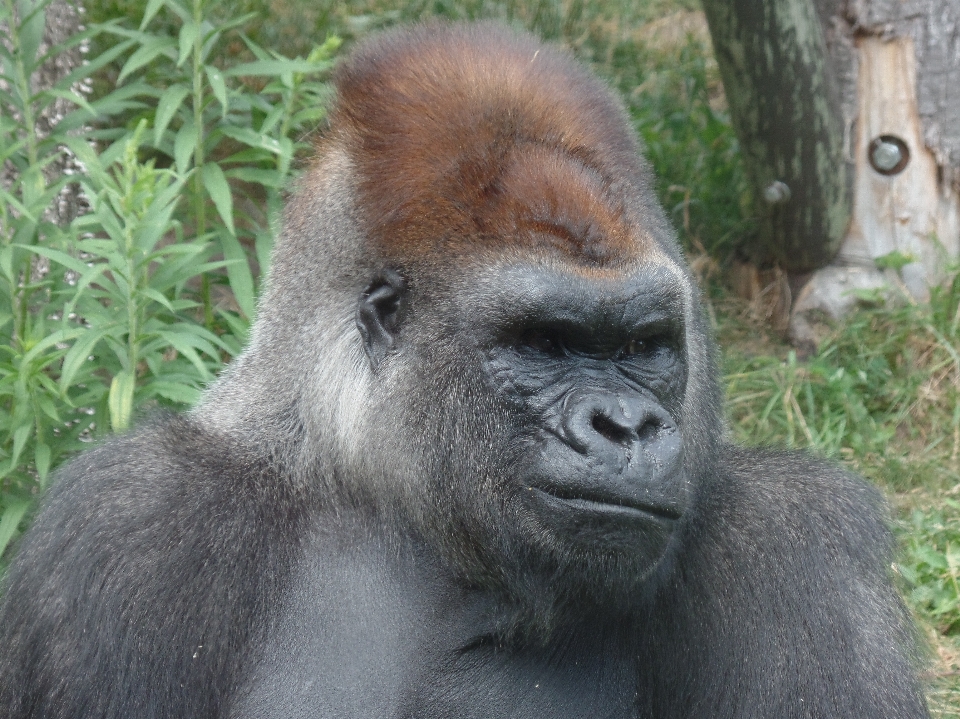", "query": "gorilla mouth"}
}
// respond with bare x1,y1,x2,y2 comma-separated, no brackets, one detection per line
531,486,682,522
